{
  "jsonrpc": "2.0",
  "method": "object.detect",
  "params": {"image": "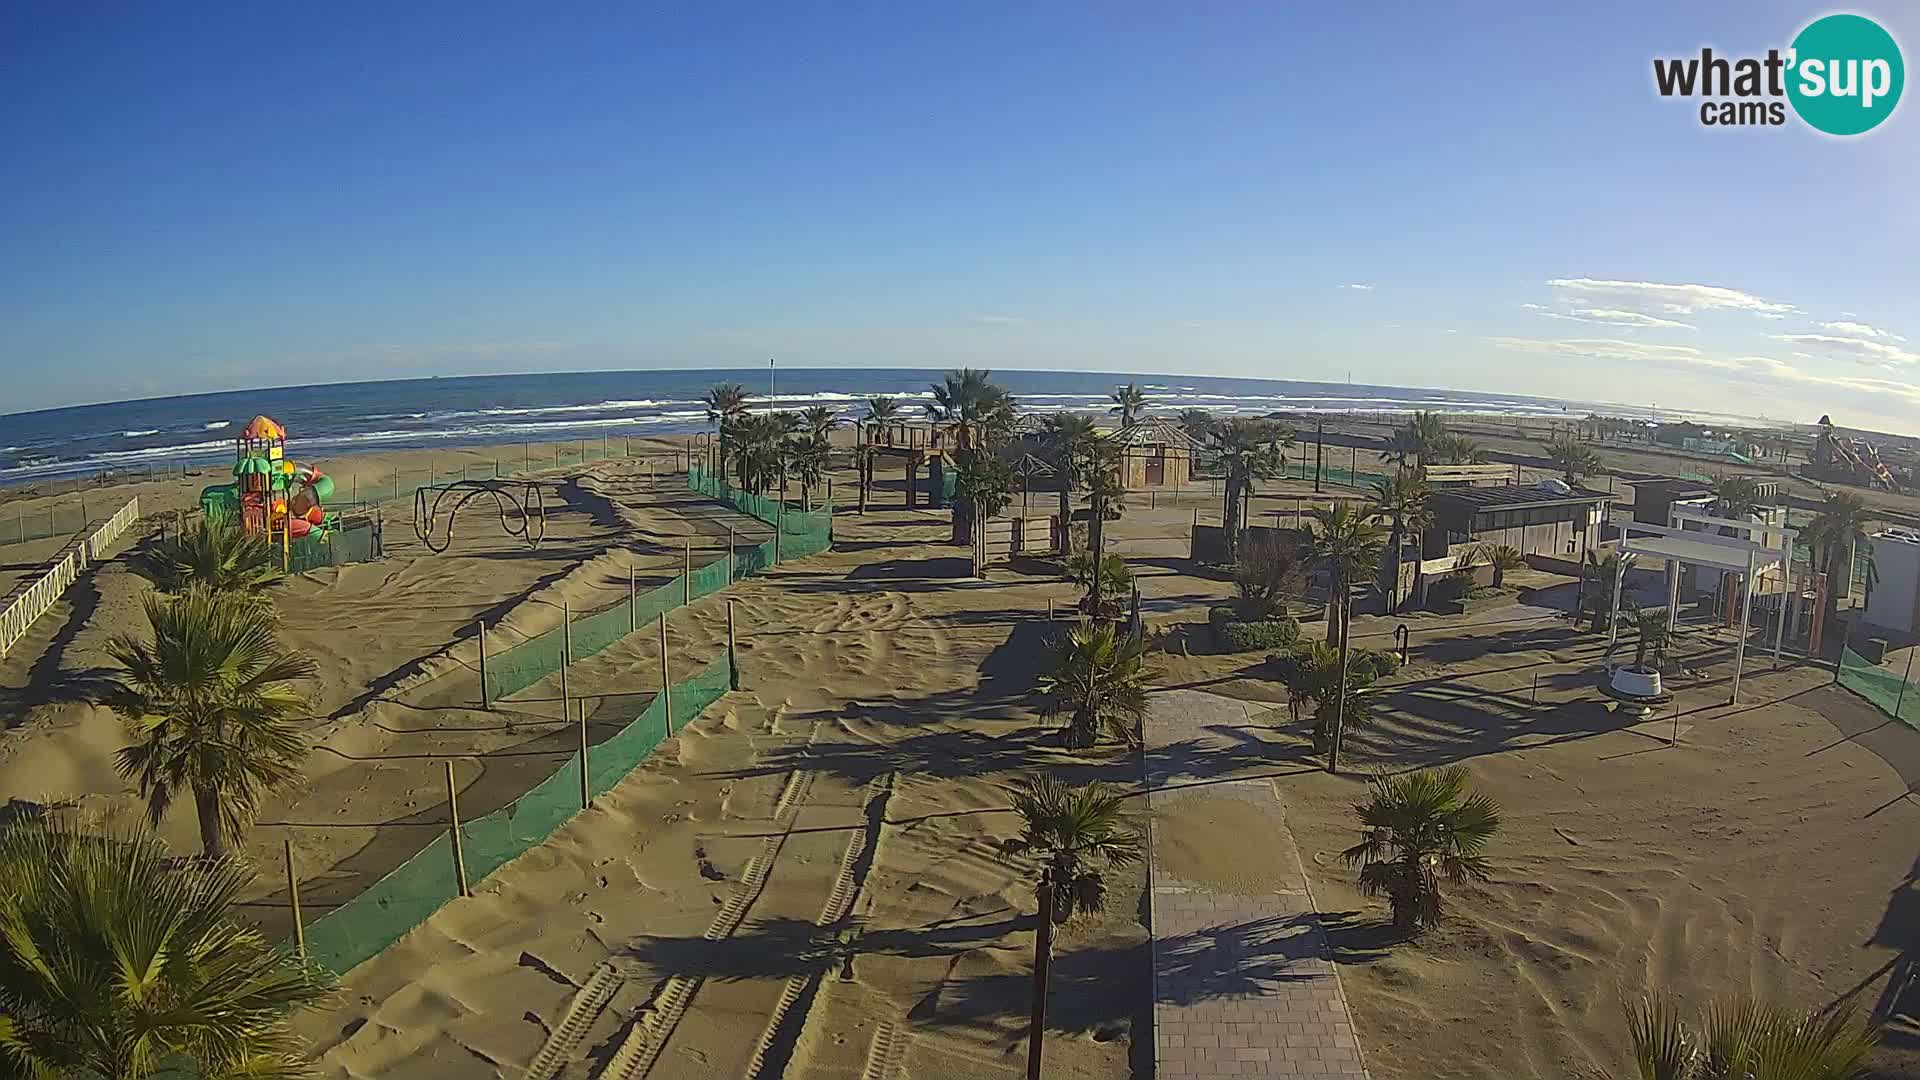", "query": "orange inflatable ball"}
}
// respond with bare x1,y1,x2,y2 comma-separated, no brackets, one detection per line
289,517,313,538
272,499,287,515
305,506,324,524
